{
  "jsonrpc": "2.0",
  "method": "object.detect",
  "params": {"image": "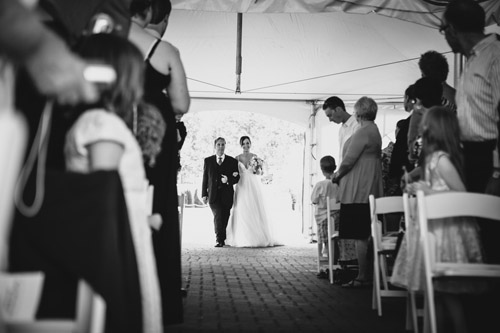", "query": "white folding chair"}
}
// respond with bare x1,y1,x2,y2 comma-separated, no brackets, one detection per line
316,197,340,284
369,195,407,317
1,274,105,333
416,190,500,333
402,193,424,332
